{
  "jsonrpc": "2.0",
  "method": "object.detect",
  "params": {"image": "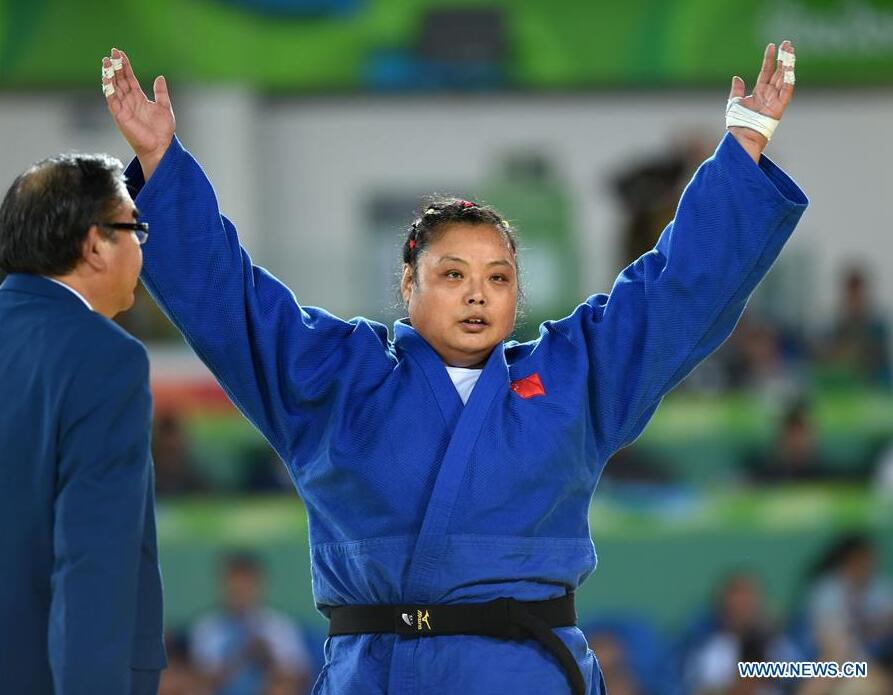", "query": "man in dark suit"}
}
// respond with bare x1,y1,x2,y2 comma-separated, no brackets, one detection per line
0,153,165,694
